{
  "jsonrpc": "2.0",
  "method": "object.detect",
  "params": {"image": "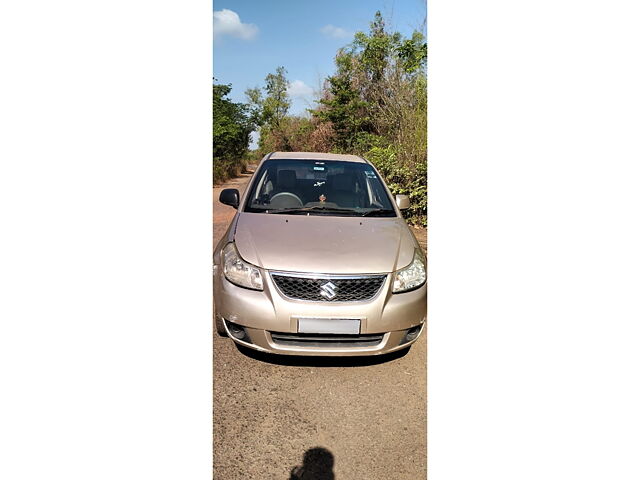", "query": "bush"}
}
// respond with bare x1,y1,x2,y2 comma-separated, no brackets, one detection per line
213,156,248,185
365,146,427,226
